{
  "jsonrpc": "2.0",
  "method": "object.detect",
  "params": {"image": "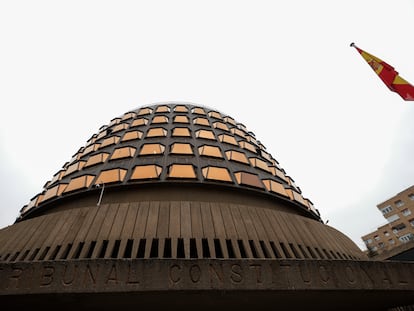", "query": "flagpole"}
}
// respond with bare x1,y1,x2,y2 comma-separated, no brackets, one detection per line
97,183,105,207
